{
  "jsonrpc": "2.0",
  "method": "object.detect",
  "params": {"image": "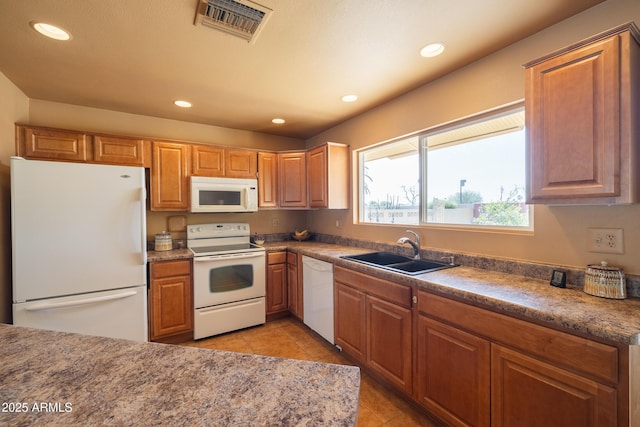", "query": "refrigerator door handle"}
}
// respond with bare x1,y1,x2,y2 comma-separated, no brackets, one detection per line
140,187,147,265
24,290,138,311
